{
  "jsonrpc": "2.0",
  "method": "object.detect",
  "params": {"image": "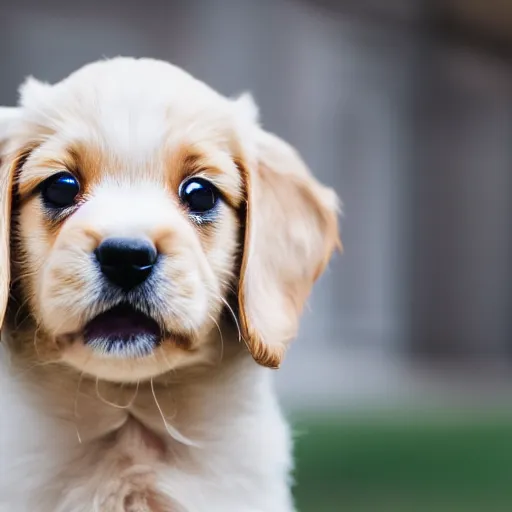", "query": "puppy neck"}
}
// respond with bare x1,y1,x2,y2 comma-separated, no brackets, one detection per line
1,319,257,446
